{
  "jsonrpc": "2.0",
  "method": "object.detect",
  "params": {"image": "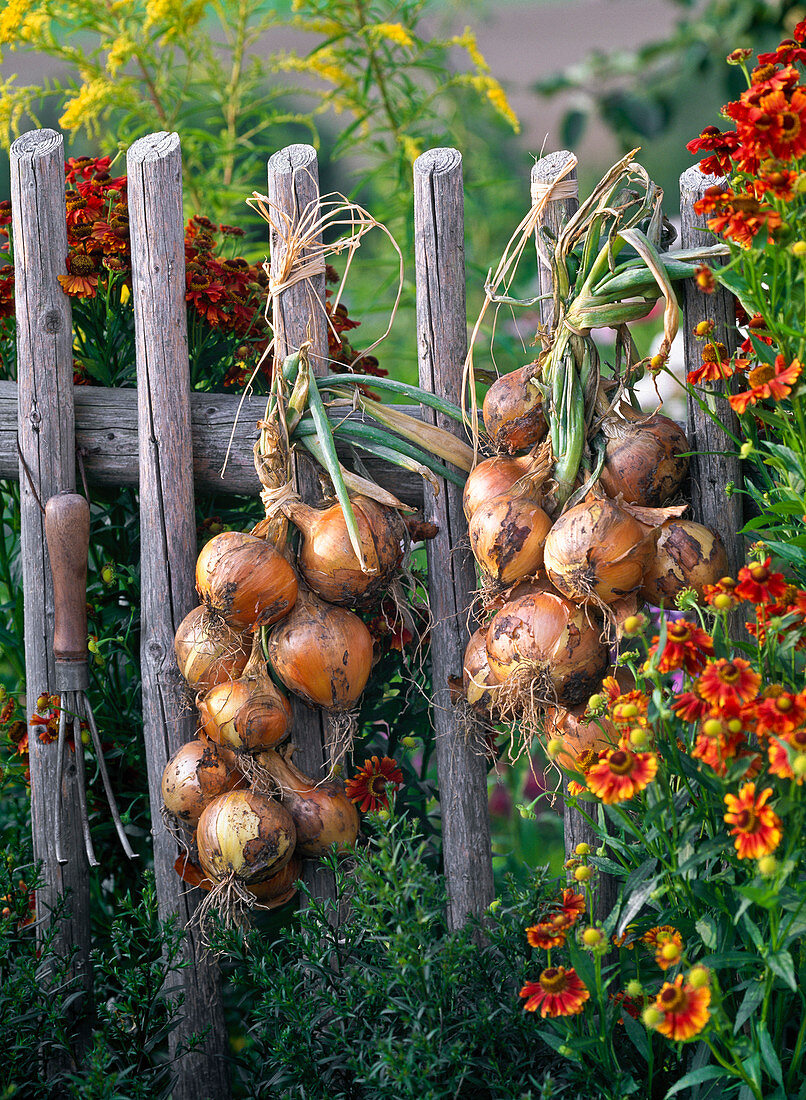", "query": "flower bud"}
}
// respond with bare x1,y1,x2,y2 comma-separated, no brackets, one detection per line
620,703,639,719
703,718,723,738
643,1006,663,1028
757,854,777,876
626,980,643,998
713,593,734,611
793,755,806,778
629,728,647,748
739,441,754,459
792,240,806,256
564,857,580,870
401,736,417,749
582,927,603,948
587,693,605,711
574,865,593,883
727,718,742,734
661,942,681,962
574,842,590,856
546,737,564,759
693,320,714,337
688,966,710,989
622,614,644,635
